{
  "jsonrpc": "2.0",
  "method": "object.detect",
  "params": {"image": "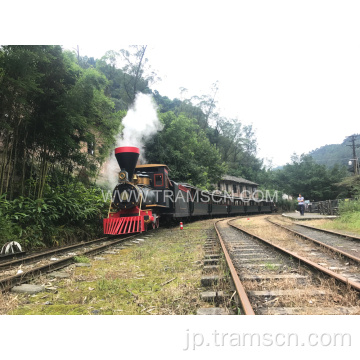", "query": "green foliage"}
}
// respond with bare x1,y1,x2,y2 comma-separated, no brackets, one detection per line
266,191,296,212
0,180,108,249
145,112,226,189
151,91,263,185
96,46,156,110
335,175,360,198
338,198,360,214
269,154,348,201
0,195,20,245
0,46,123,200
74,256,90,263
333,199,360,233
